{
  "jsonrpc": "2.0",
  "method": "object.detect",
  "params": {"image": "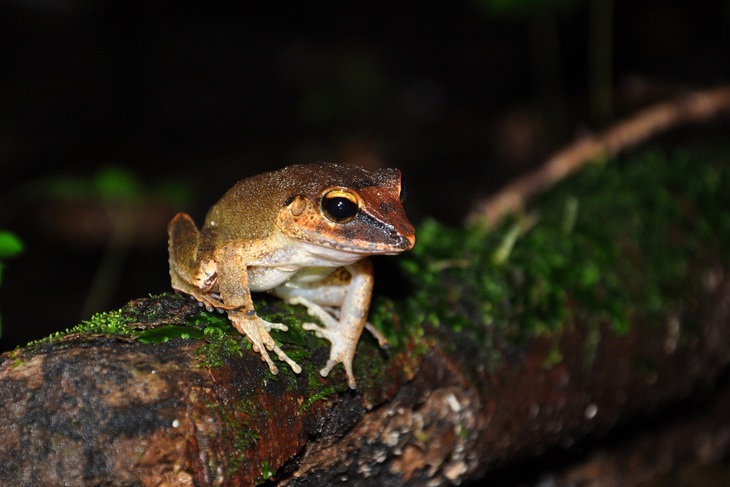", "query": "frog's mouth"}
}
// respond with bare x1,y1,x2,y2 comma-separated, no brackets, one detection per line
299,215,415,258
355,212,414,246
